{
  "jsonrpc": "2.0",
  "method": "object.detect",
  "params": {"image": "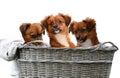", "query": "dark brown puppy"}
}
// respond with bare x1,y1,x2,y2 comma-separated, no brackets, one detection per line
41,13,75,48
20,23,45,46
69,17,99,47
